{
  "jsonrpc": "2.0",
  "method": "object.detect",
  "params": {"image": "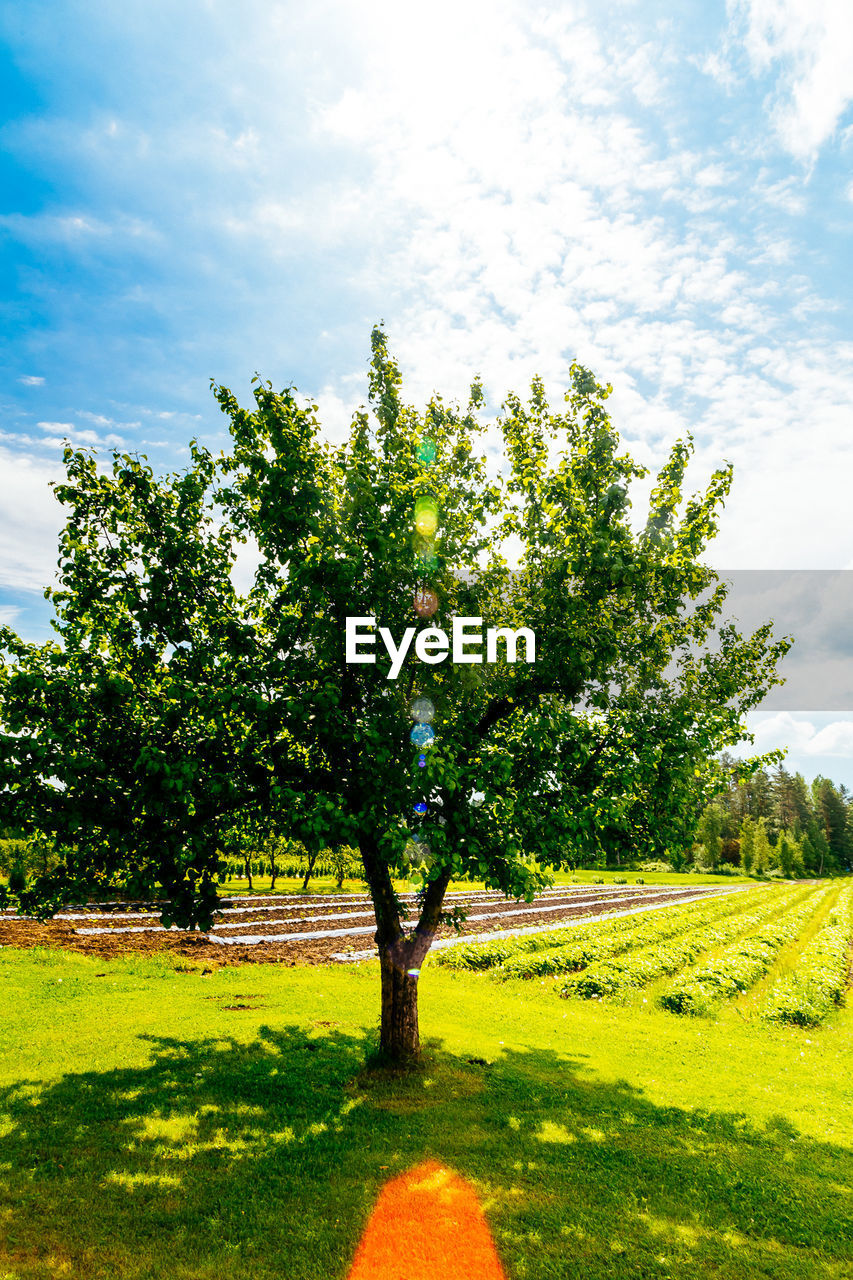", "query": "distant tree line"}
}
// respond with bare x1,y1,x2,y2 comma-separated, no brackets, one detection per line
690,759,853,878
